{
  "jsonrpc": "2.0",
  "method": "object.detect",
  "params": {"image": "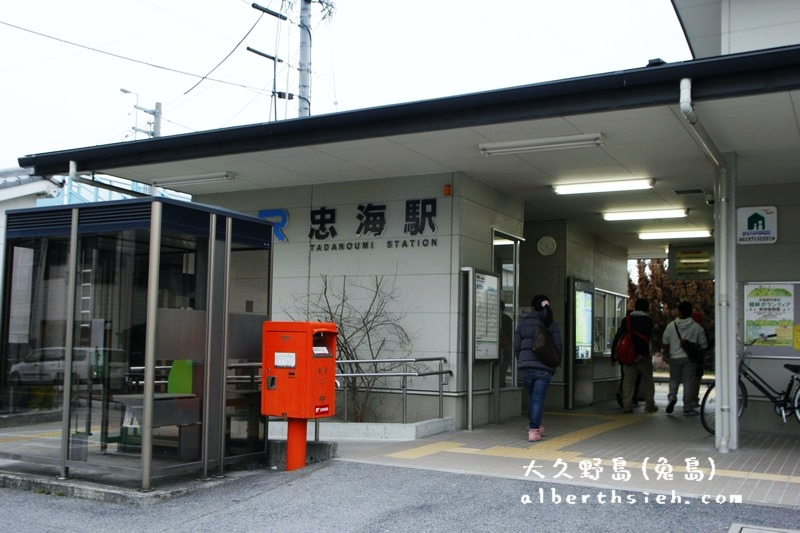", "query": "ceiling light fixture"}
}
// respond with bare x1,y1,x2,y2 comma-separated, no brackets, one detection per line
553,178,653,195
603,209,687,221
479,133,603,156
154,172,235,187
678,258,711,264
638,230,711,240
